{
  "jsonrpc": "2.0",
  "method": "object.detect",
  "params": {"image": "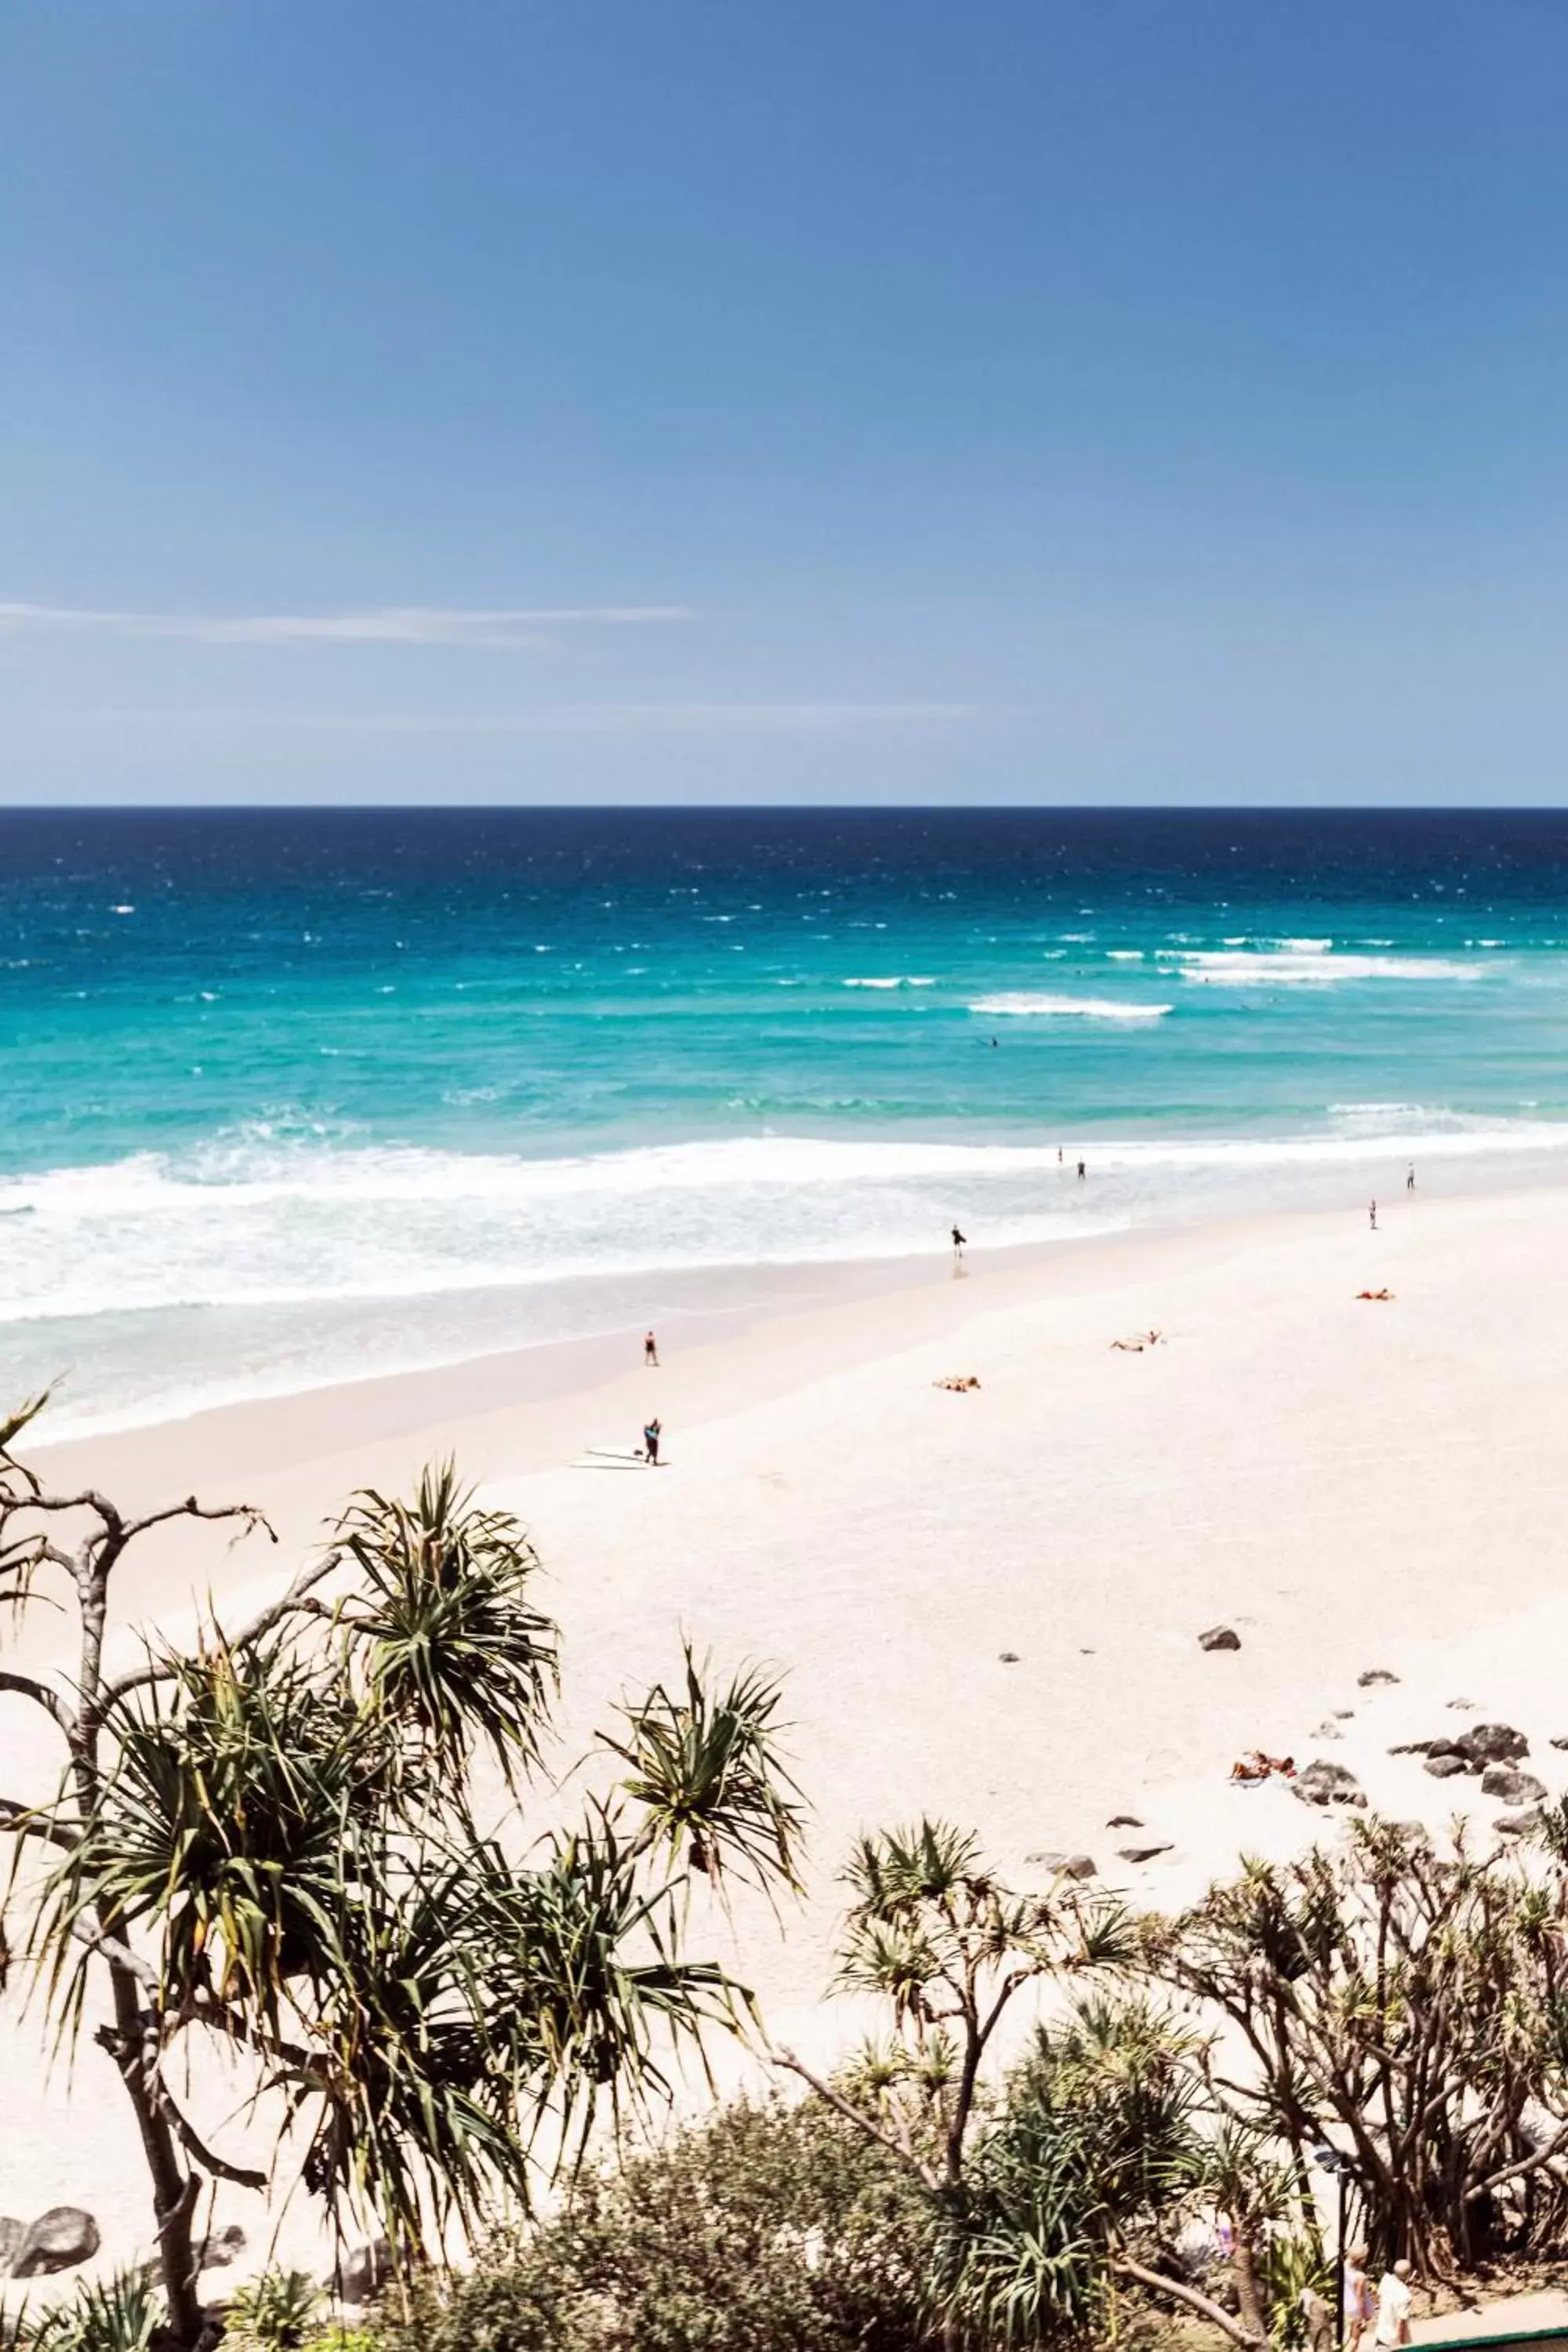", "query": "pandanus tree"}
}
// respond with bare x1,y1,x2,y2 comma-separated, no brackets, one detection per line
0,1399,804,2350
1152,1813,1568,2280
775,1824,1280,2348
